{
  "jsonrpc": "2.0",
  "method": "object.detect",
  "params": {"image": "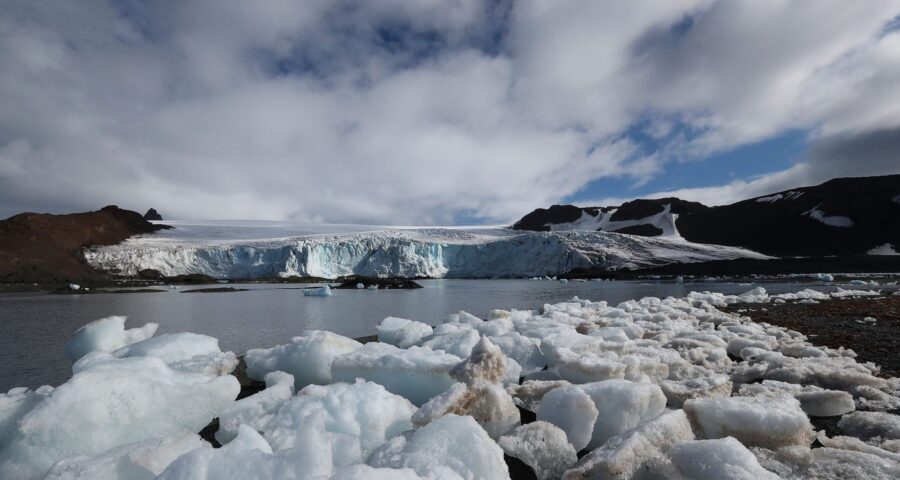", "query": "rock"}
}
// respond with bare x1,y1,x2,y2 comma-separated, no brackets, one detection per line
144,208,163,221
